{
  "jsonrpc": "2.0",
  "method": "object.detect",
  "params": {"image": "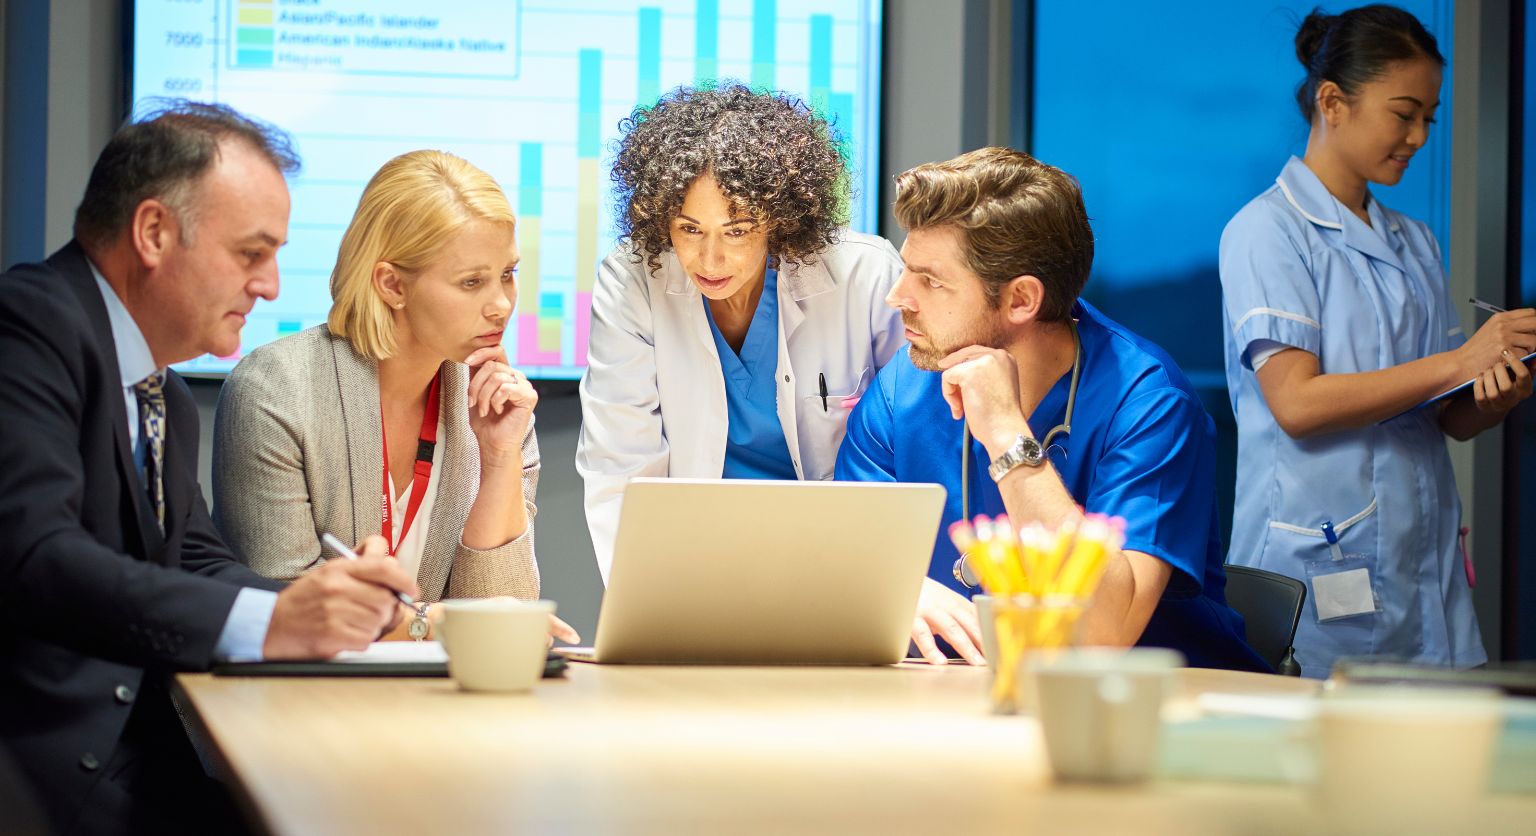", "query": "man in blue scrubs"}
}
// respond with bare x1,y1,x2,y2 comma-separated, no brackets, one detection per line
836,148,1266,671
